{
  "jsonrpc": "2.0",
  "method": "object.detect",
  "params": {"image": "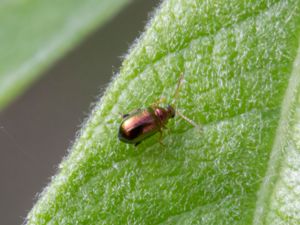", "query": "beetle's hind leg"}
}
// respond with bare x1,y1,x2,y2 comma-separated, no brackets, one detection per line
157,130,166,147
